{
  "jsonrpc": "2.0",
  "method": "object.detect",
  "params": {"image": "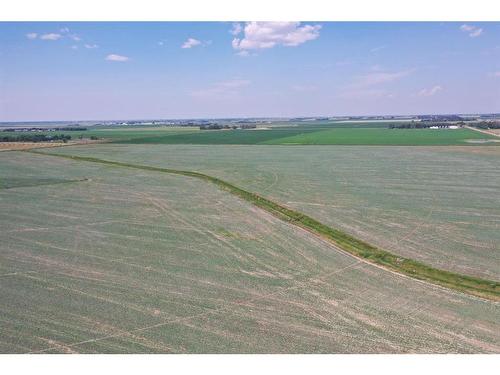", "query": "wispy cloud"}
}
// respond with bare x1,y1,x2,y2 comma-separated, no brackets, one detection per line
470,29,483,38
231,22,321,52
335,60,353,67
60,28,81,42
291,84,318,92
418,85,443,97
230,23,242,36
460,24,483,38
26,28,90,45
105,54,129,62
181,38,202,49
370,45,386,53
351,69,414,87
339,88,393,99
84,44,99,49
191,79,251,98
491,72,500,78
236,50,253,57
69,34,82,42
340,68,414,99
40,33,62,41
